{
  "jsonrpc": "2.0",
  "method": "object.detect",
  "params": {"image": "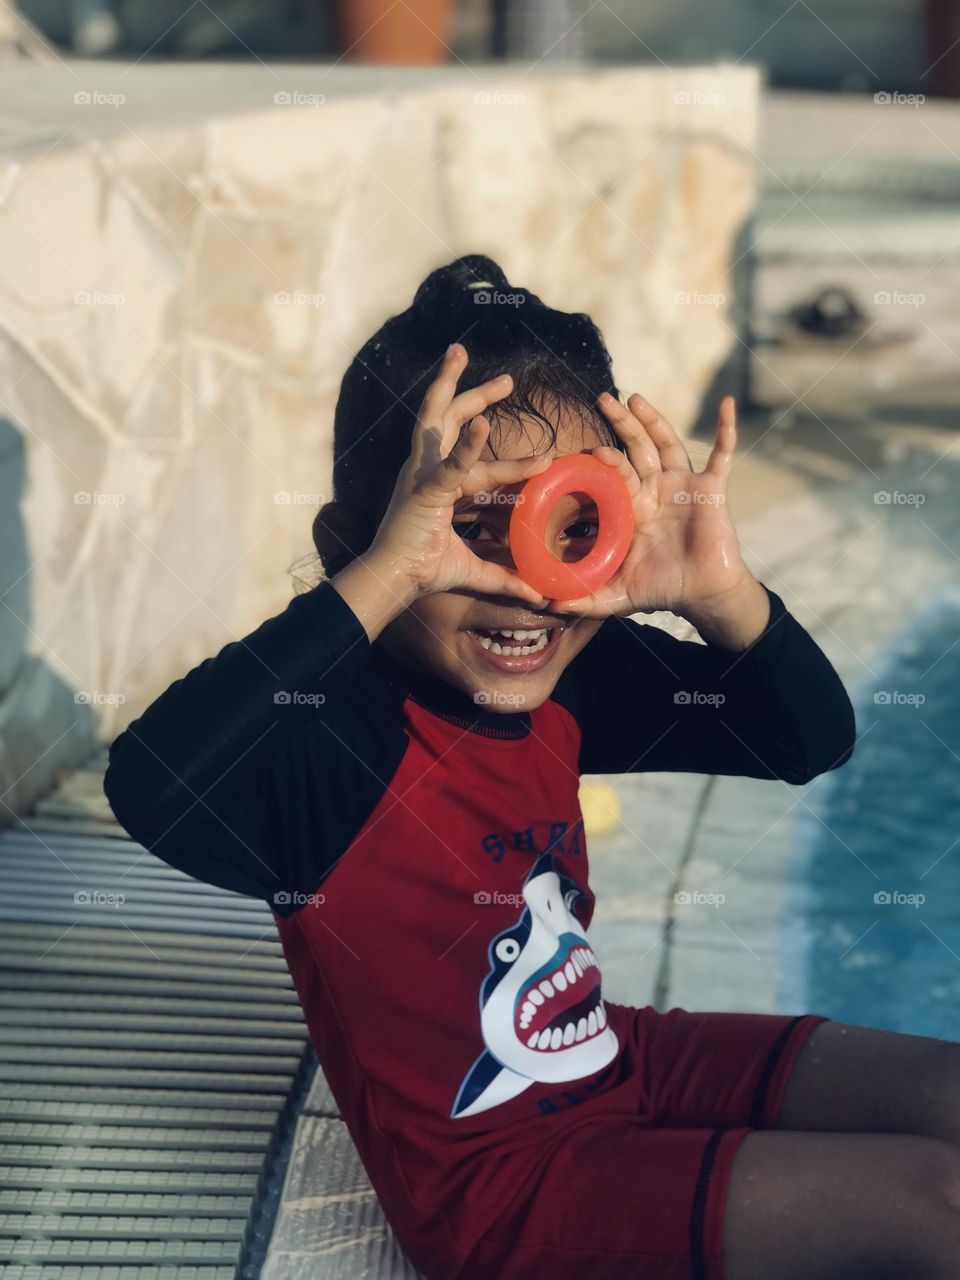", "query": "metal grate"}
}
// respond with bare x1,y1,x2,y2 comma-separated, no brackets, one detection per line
0,744,314,1280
